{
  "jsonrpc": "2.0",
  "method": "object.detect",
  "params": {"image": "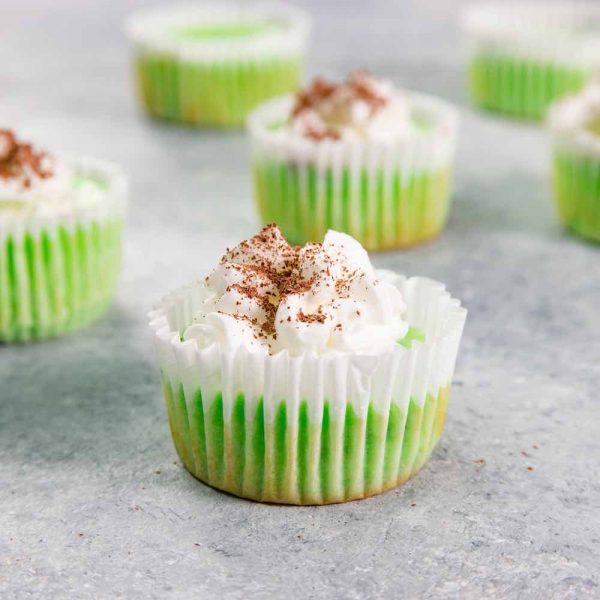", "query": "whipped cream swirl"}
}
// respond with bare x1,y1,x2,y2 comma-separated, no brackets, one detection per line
549,77,600,136
183,224,409,355
289,71,410,142
0,129,92,218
